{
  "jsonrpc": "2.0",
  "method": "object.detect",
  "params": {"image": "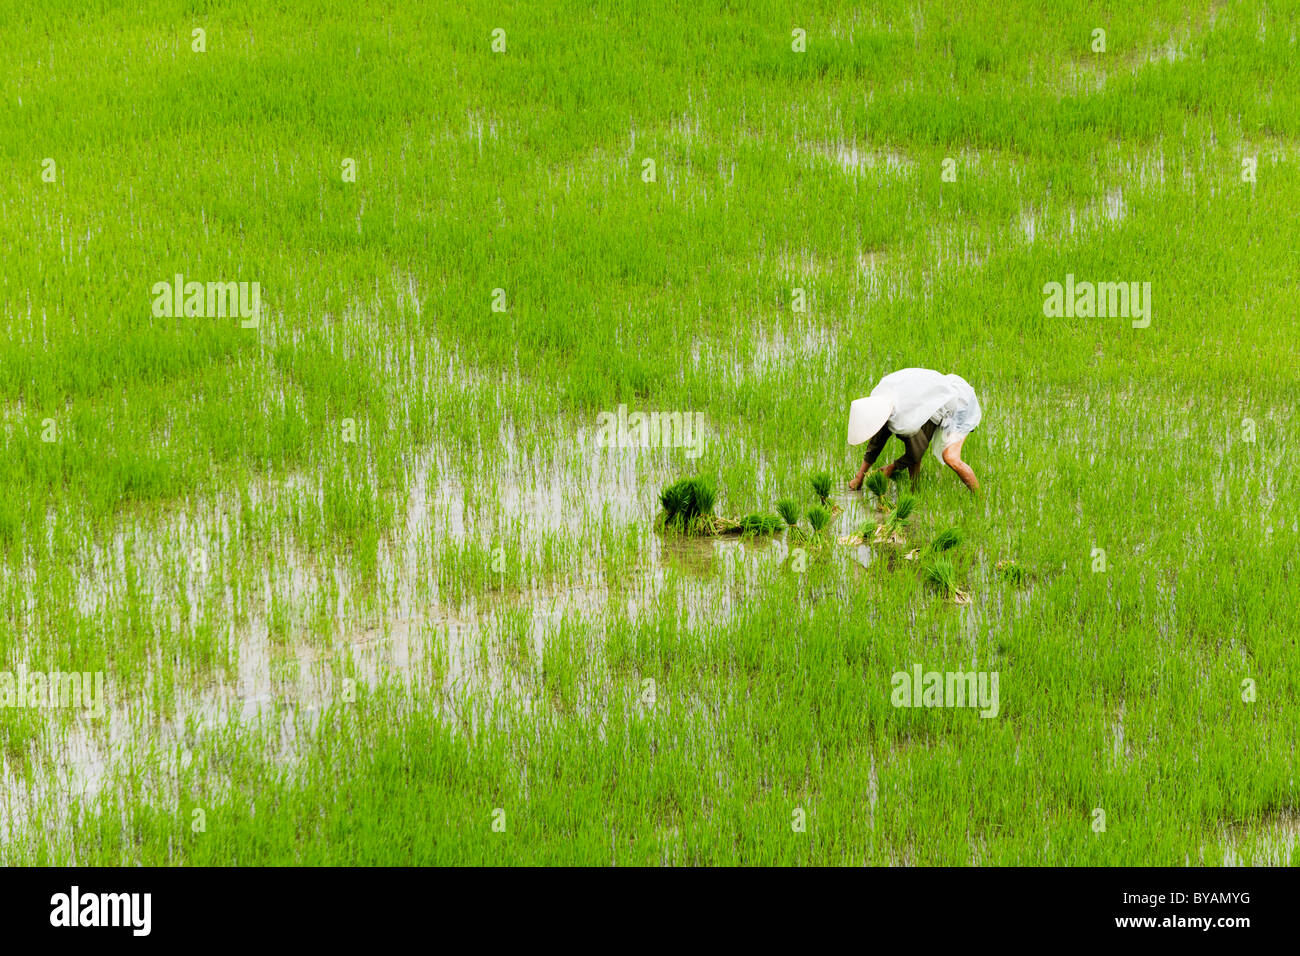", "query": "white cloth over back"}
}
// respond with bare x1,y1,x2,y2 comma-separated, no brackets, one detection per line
868,368,982,459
